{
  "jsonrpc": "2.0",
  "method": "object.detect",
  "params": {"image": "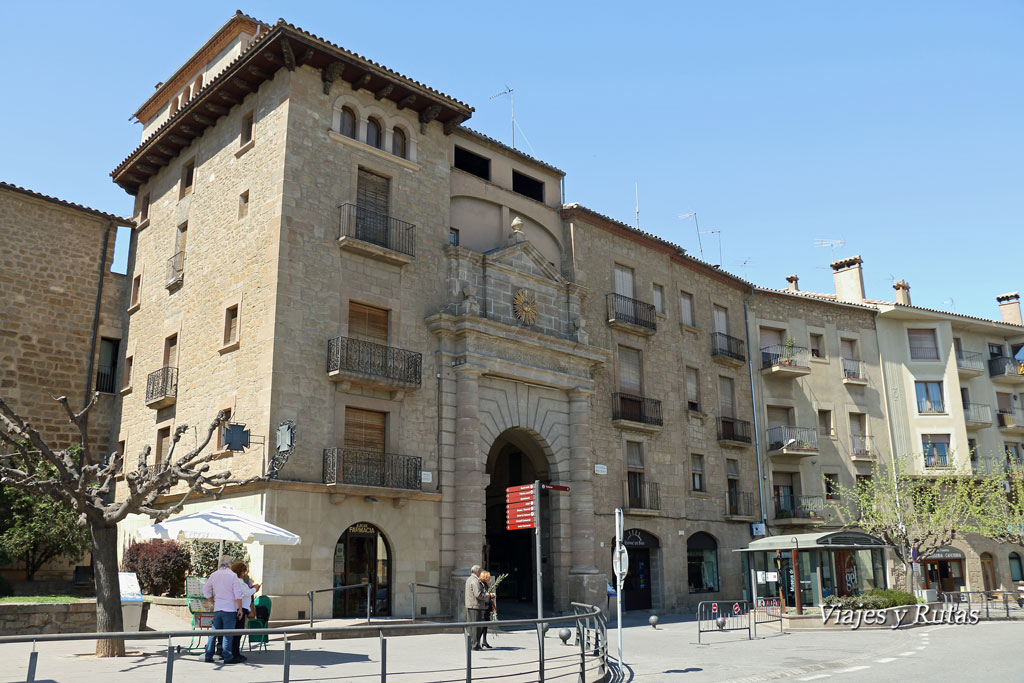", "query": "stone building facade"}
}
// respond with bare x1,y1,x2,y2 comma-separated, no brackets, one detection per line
110,12,771,618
